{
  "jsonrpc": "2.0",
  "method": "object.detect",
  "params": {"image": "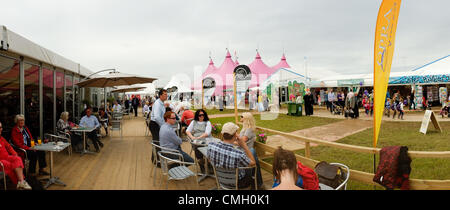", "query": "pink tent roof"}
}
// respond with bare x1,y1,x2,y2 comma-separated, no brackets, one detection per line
211,50,237,95
191,57,217,90
248,51,275,88
272,53,291,70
